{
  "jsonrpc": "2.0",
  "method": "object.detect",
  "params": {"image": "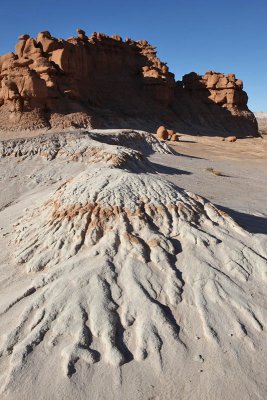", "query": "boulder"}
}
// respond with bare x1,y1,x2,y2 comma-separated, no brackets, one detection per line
167,129,175,139
171,133,179,141
0,53,16,71
156,126,168,140
225,136,237,142
19,37,43,59
37,31,62,53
